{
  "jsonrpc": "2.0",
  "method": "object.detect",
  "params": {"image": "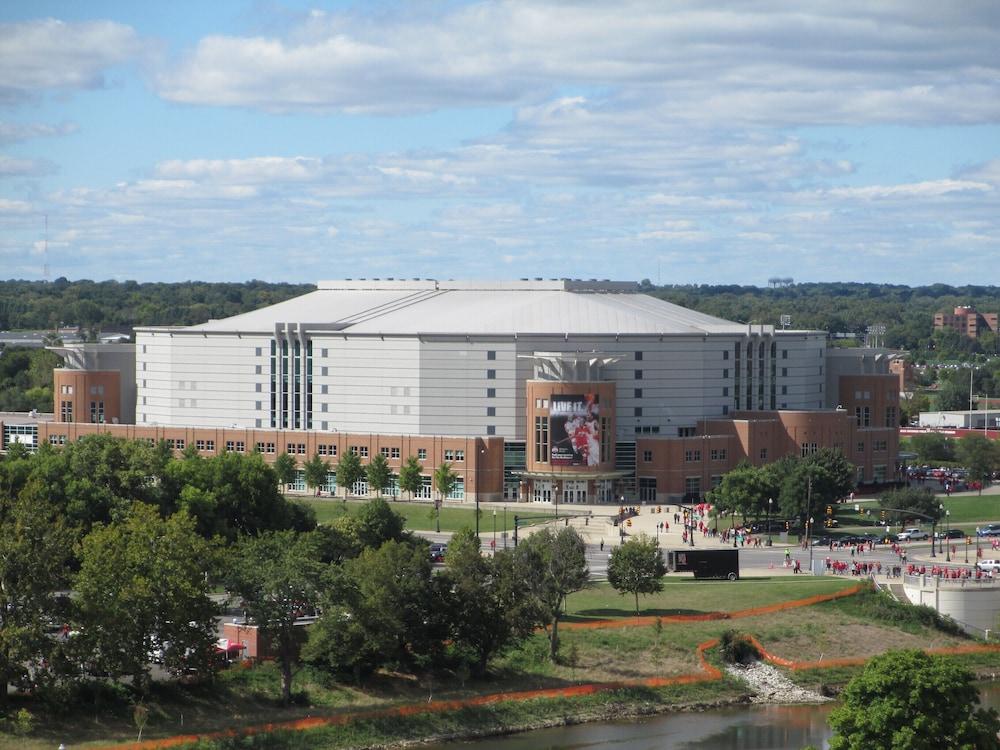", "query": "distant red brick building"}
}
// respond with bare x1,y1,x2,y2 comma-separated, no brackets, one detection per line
934,306,998,340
